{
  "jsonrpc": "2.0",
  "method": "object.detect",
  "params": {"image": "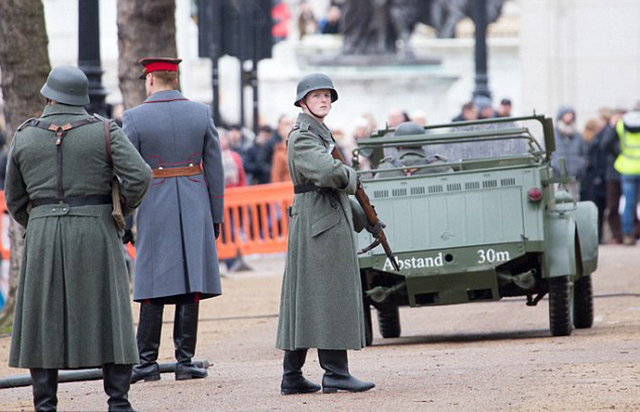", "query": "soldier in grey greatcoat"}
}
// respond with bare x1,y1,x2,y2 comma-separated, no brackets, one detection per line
6,66,152,411
276,73,382,395
122,57,224,383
